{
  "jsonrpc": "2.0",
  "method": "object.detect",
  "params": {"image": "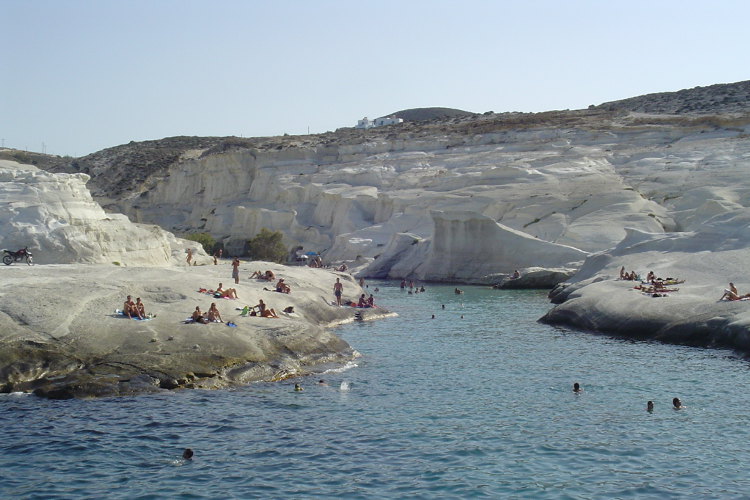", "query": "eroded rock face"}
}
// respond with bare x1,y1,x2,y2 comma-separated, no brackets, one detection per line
0,160,205,265
360,211,587,283
57,111,748,282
